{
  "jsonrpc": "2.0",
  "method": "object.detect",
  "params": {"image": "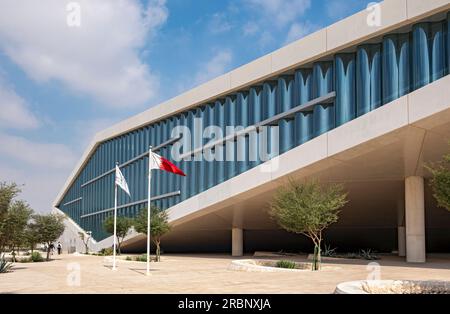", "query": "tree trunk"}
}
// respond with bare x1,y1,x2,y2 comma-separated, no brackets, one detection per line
46,246,50,261
312,240,321,271
11,245,15,262
156,241,160,262
117,236,121,255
